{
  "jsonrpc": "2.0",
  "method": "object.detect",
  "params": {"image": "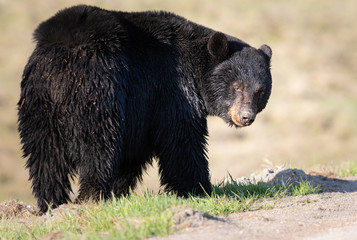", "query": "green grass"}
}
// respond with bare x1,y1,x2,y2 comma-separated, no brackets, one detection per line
0,178,320,240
